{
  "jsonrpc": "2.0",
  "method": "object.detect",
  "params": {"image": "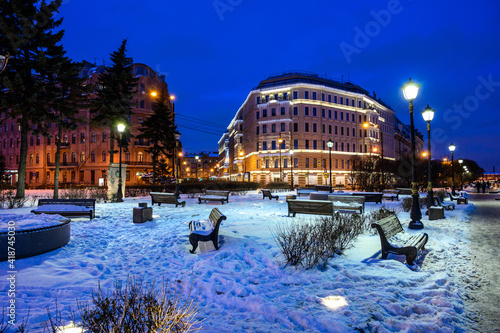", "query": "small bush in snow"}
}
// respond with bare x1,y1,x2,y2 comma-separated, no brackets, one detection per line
434,189,446,201
1,190,28,209
87,188,108,203
366,207,397,226
401,197,427,212
77,276,200,333
264,182,292,192
272,212,366,270
59,188,88,199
